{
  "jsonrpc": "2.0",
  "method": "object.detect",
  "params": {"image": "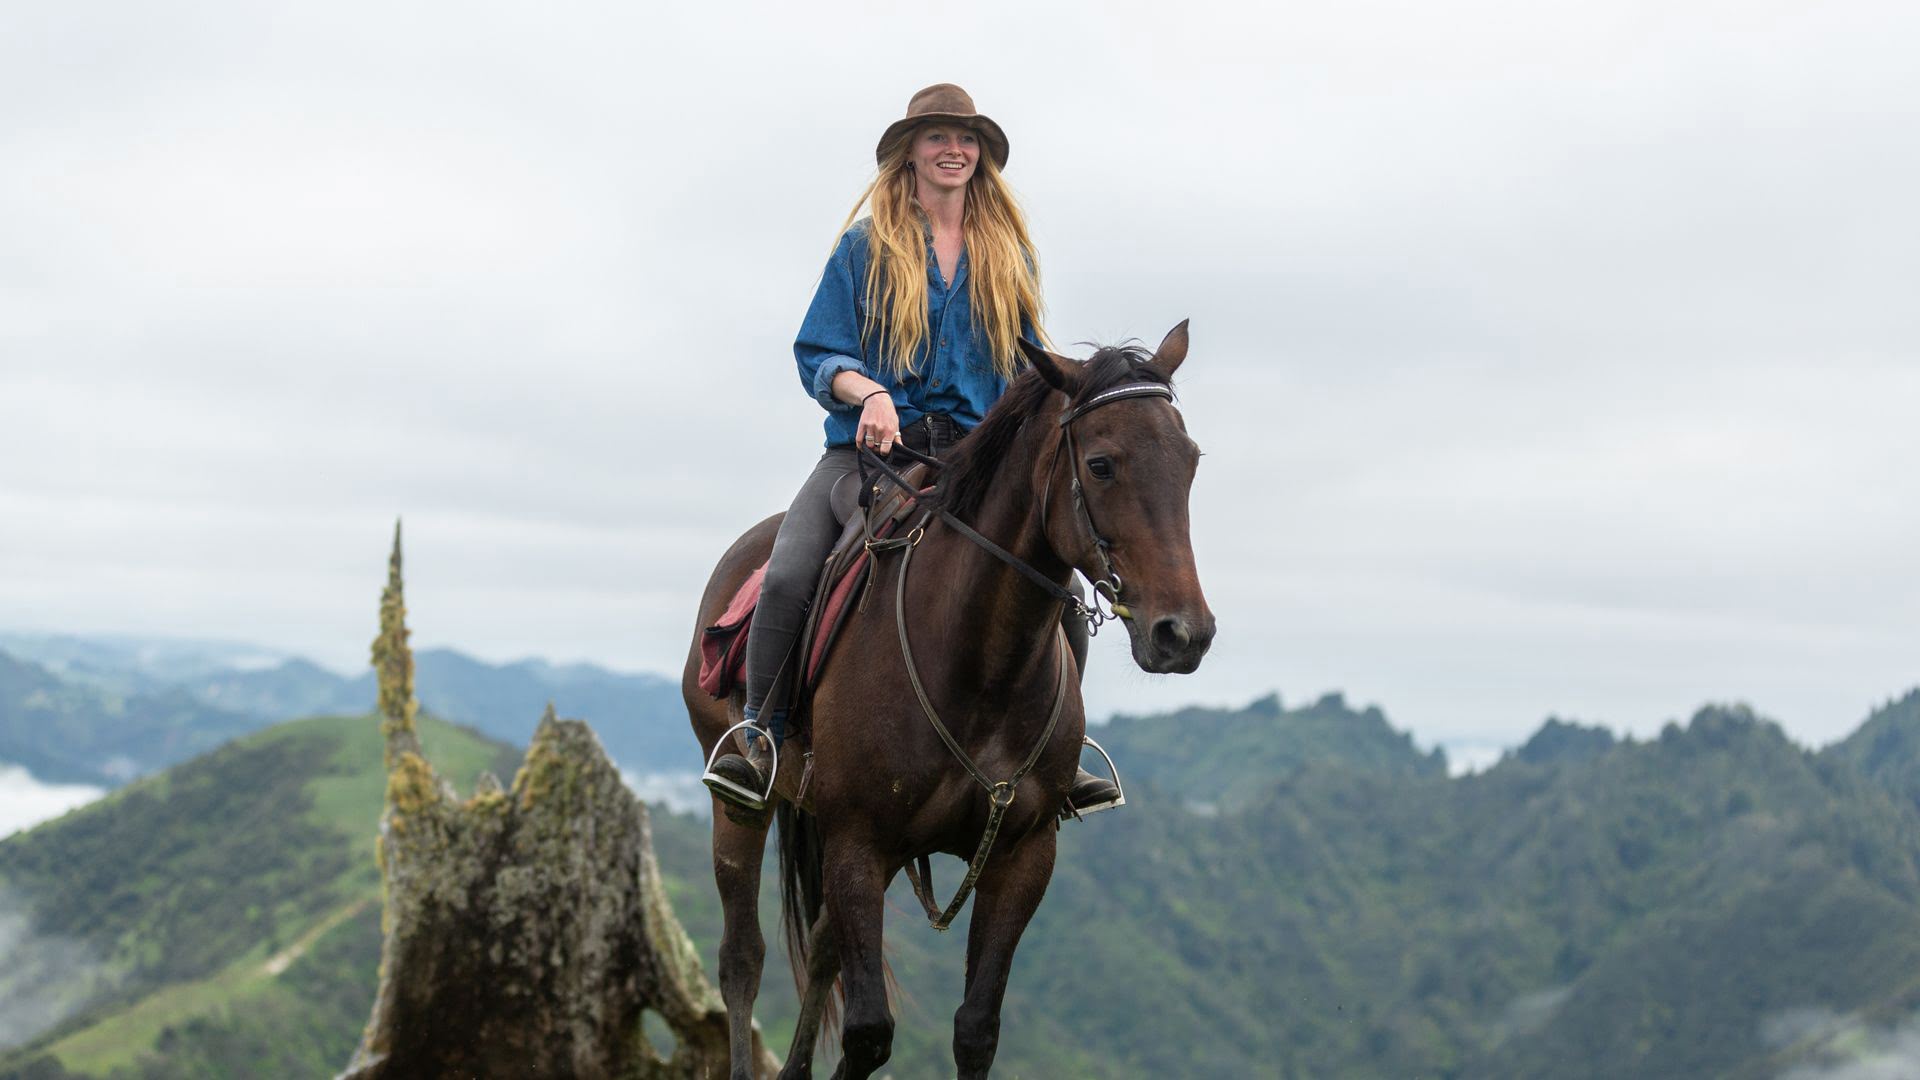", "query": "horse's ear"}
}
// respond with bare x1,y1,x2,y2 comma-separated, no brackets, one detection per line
1019,337,1078,394
1149,319,1190,377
